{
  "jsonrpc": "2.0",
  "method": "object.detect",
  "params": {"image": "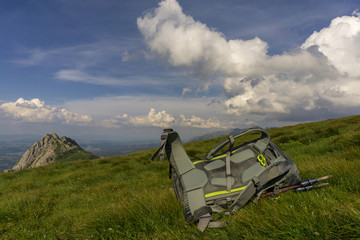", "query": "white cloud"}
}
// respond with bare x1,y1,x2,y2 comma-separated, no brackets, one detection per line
137,0,268,75
301,12,360,78
179,114,227,129
12,48,49,65
182,87,192,97
2,98,226,130
54,69,171,87
138,0,360,121
54,69,123,86
114,108,228,129
0,98,92,125
64,95,225,120
12,41,126,67
117,108,175,128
